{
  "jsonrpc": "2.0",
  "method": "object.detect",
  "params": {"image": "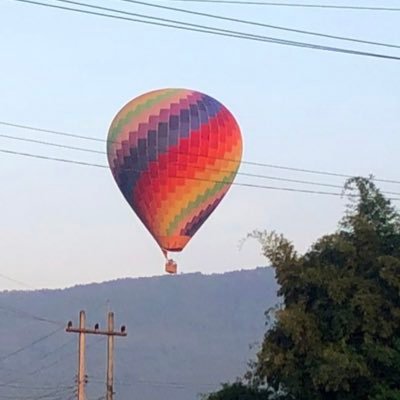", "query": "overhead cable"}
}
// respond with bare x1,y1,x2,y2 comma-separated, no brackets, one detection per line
0,382,74,391
163,0,400,11
1,120,399,185
0,133,104,154
1,147,399,201
0,303,65,326
11,0,400,60
2,132,400,196
0,272,36,290
0,327,63,363
120,0,400,49
0,121,105,143
0,148,108,169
